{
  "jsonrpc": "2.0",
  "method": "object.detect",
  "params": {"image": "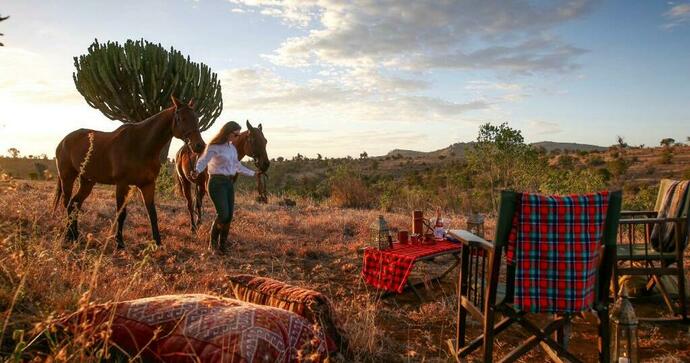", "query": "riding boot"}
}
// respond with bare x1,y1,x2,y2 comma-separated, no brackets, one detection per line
208,220,220,250
217,223,229,255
